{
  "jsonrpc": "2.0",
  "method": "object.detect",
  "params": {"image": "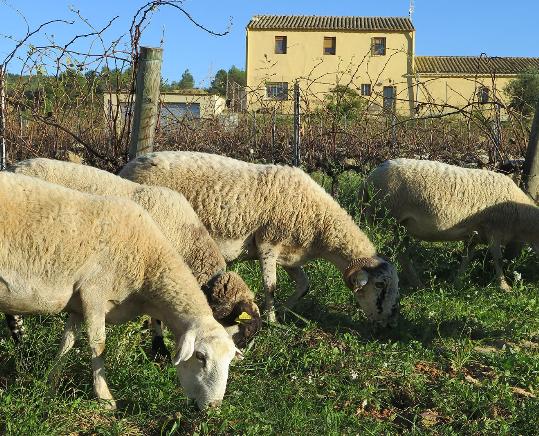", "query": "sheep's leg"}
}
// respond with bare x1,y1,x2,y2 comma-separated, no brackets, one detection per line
5,314,24,343
455,234,479,286
150,318,171,360
80,295,116,409
398,236,424,289
284,267,309,309
504,240,524,261
257,245,278,323
49,312,82,387
488,241,511,292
